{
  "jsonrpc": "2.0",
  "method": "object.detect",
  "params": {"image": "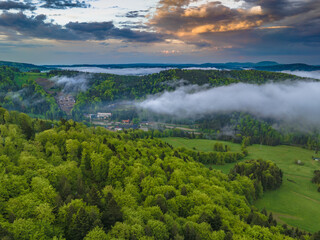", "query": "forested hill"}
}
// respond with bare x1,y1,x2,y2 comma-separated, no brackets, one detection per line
0,66,301,120
0,107,311,239
0,66,64,119
71,69,300,119
0,61,48,72
43,61,279,69
256,63,320,71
